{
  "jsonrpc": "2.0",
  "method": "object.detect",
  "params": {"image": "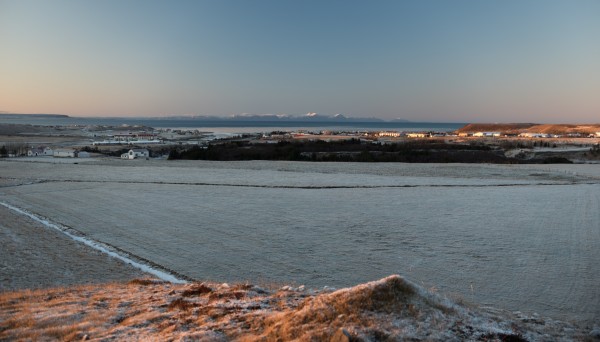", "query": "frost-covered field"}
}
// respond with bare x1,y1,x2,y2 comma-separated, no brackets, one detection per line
1,159,598,324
